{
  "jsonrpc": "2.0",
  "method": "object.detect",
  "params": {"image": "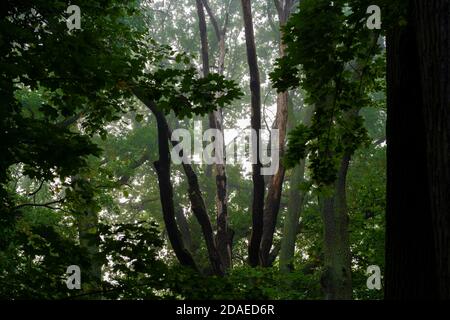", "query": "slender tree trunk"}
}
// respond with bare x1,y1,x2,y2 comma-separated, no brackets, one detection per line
320,153,352,300
201,0,230,75
196,0,210,78
152,107,198,270
179,156,225,275
279,104,313,273
241,0,265,267
259,0,295,267
133,88,224,275
196,0,232,270
260,69,288,267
